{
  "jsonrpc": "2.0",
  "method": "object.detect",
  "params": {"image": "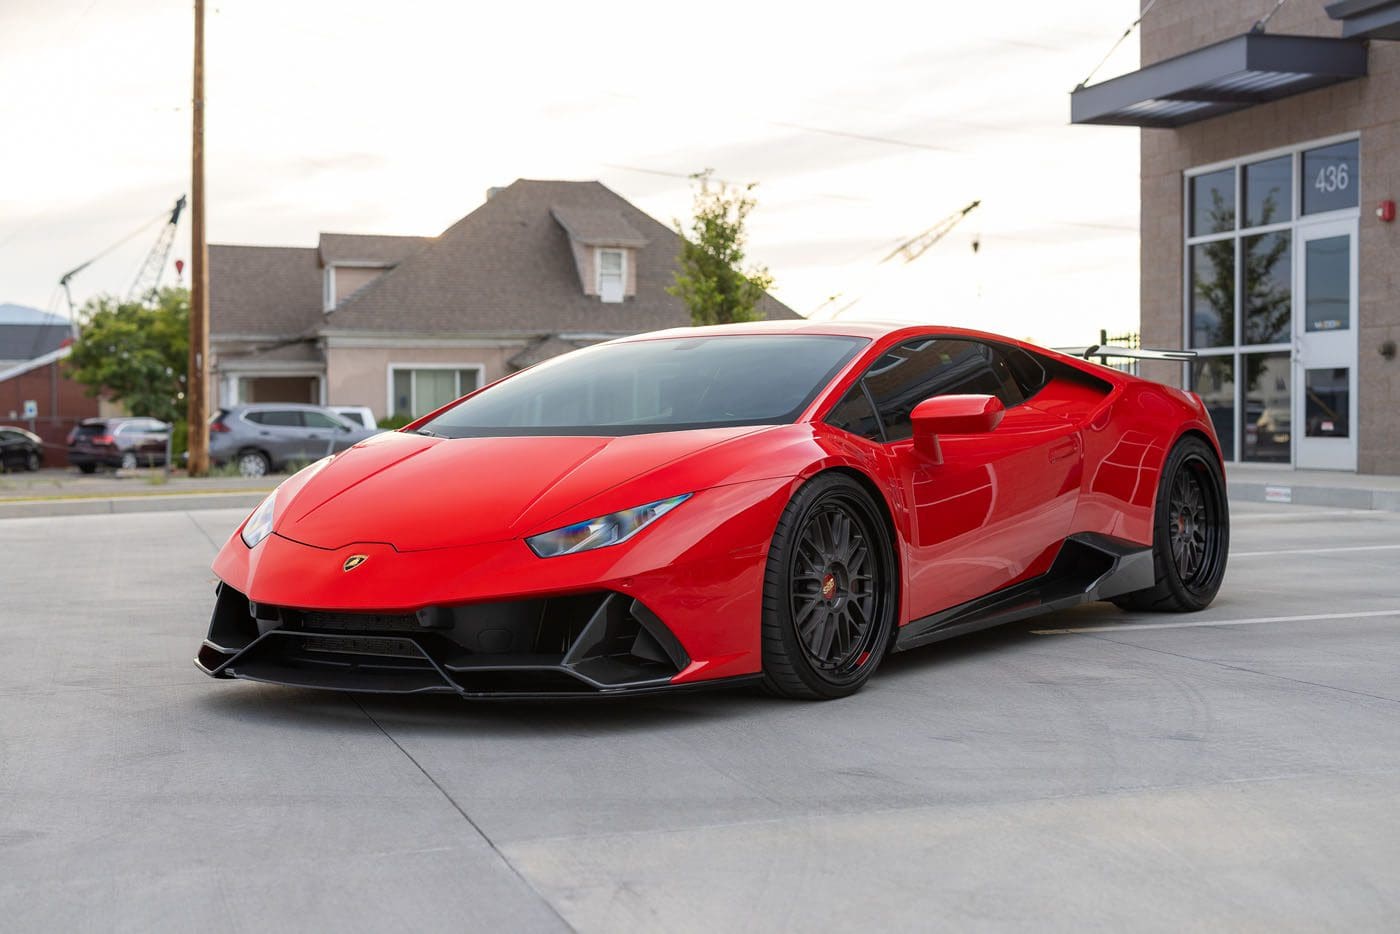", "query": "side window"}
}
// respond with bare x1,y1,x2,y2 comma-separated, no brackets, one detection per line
247,410,302,427
302,411,344,430
862,339,1025,443
825,385,883,441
